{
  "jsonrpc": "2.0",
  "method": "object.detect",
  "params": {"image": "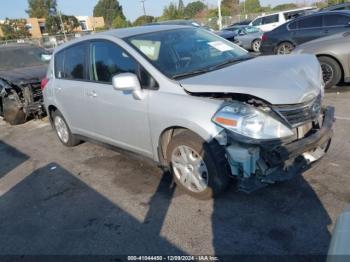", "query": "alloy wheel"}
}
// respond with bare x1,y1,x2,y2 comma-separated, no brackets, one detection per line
320,62,334,86
277,43,294,55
